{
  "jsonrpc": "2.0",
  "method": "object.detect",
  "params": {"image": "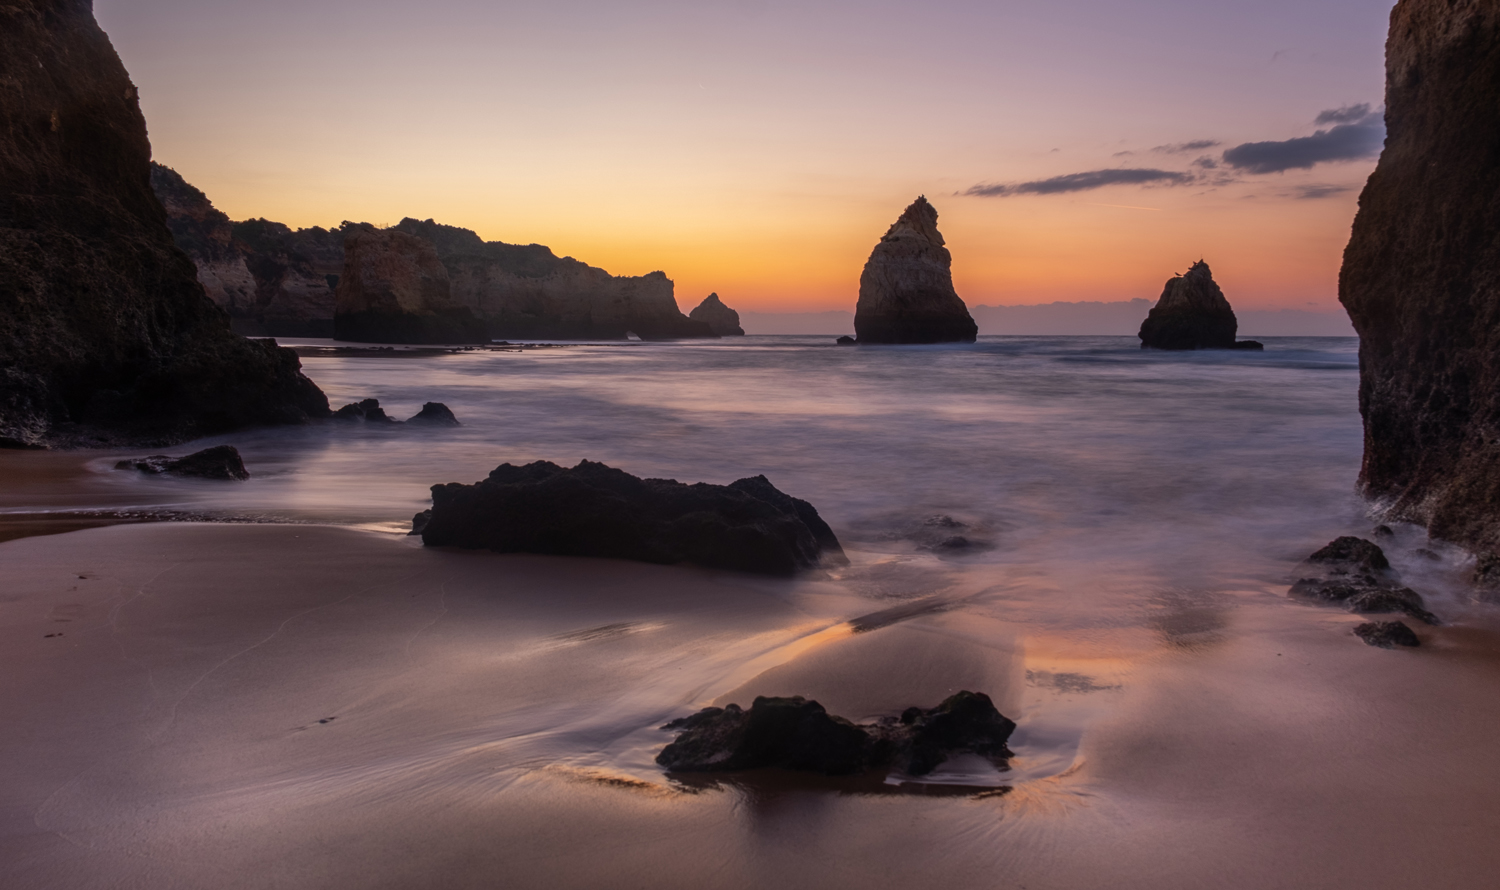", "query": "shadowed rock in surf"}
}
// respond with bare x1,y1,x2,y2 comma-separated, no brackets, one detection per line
333,398,460,425
853,197,977,344
689,293,745,336
1289,536,1439,625
655,691,1016,777
333,227,489,344
417,460,847,575
1354,620,1421,648
1138,261,1262,350
116,445,250,480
